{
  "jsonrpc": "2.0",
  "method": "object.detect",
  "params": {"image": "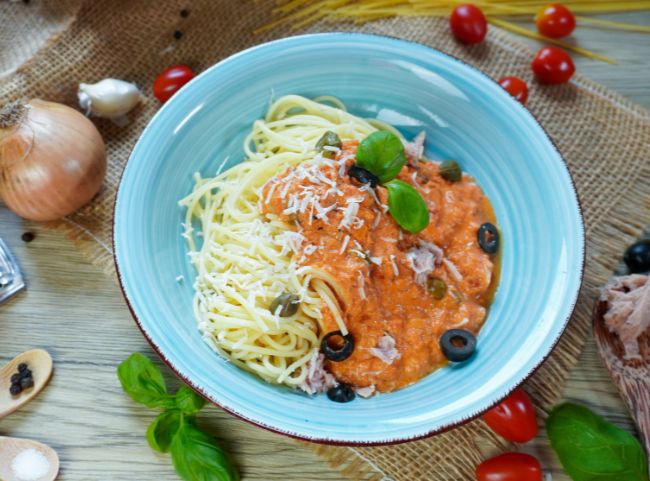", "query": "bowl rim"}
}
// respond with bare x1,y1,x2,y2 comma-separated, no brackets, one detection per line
112,31,586,446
